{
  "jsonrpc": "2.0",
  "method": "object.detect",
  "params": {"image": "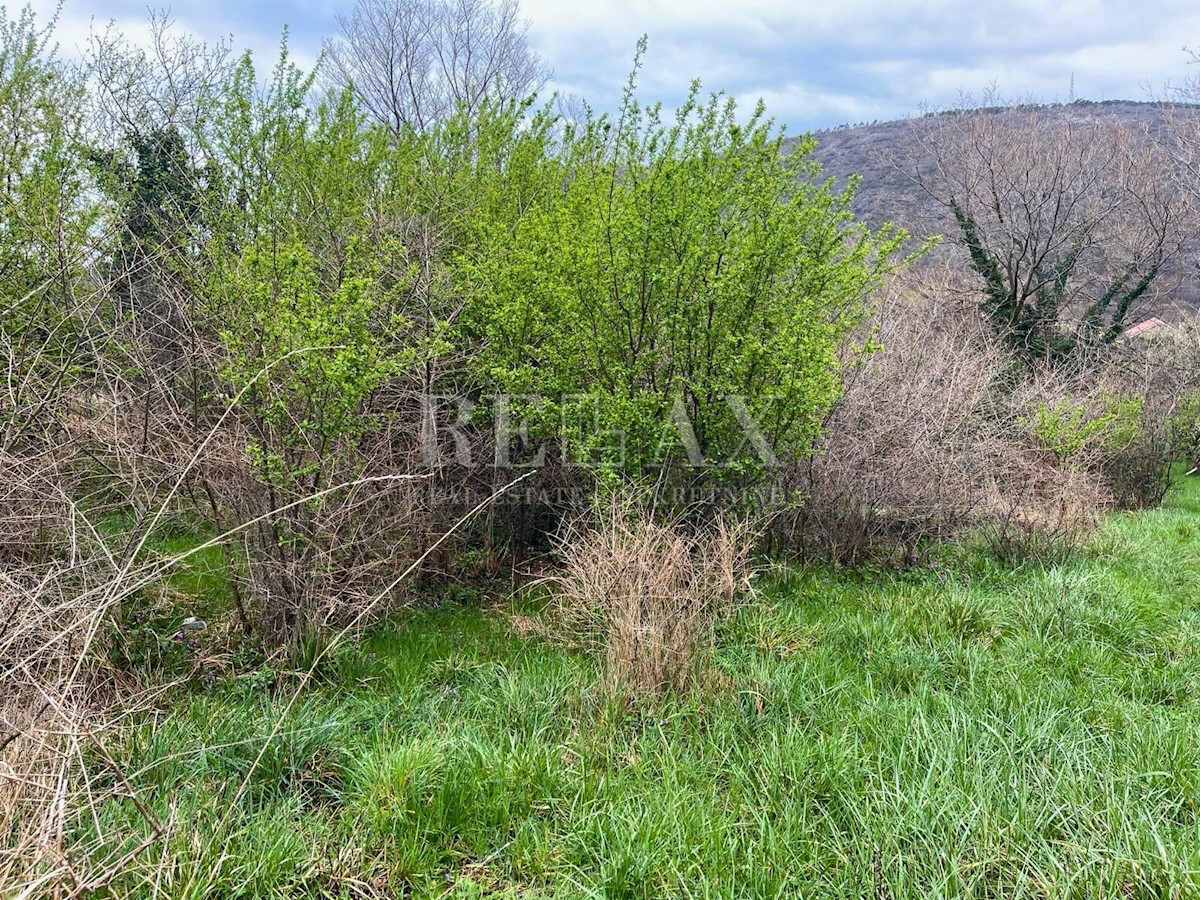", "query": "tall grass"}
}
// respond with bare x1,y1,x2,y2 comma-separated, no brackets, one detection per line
549,498,757,697
14,476,1195,898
